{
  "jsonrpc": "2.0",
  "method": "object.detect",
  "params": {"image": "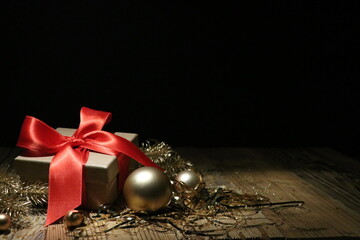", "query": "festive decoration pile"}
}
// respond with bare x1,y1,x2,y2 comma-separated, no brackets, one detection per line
16,107,161,226
0,141,304,238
